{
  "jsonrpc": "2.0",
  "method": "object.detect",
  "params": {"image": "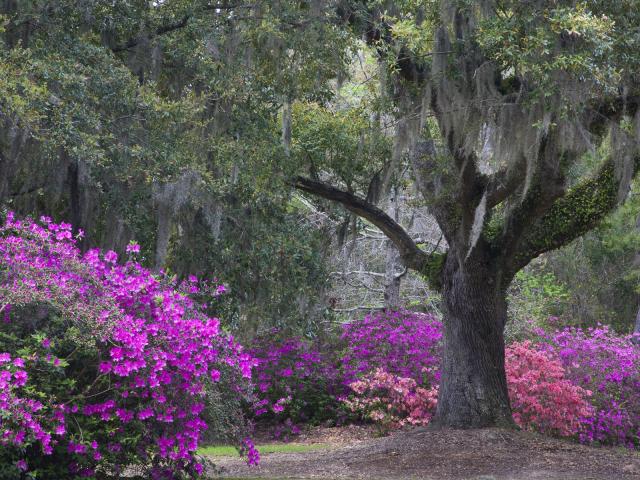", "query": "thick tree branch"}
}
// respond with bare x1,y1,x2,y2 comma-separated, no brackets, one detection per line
493,133,567,262
512,156,640,274
485,157,526,208
111,3,256,53
294,176,446,287
410,140,460,242
112,16,190,53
